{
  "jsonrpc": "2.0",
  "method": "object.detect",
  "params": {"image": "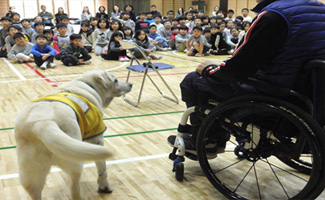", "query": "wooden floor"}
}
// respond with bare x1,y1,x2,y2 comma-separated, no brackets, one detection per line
0,50,324,200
